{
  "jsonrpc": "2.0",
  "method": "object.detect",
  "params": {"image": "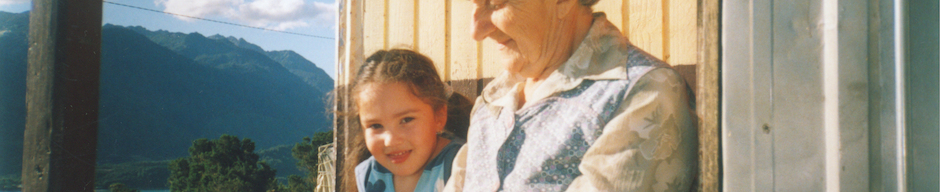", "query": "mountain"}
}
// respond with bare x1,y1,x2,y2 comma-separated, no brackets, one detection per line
0,11,335,178
210,35,334,94
129,27,334,94
98,24,334,163
262,50,334,94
